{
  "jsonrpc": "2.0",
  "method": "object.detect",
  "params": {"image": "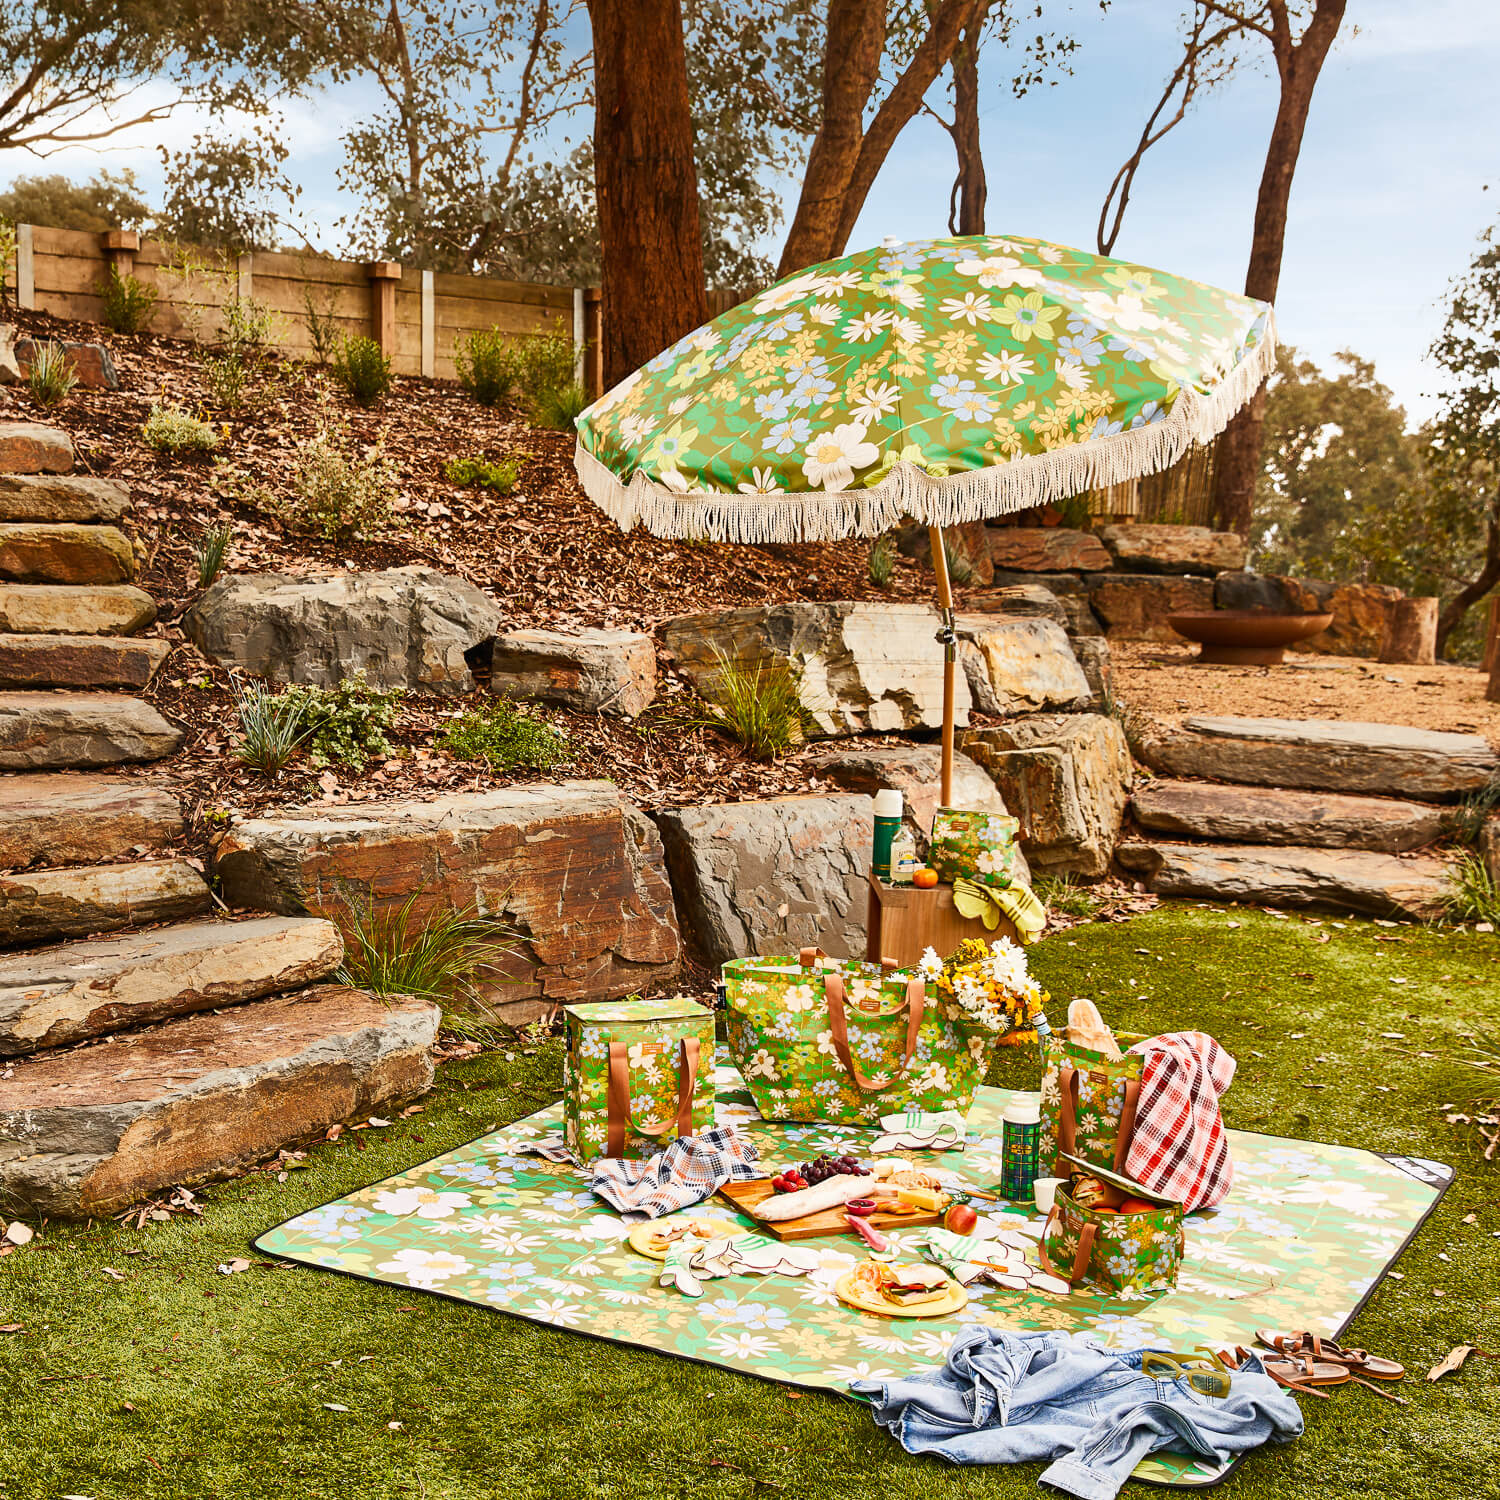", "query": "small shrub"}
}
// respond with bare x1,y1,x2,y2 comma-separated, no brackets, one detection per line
514,321,577,405
200,351,252,410
1444,852,1500,927
695,646,810,760
530,380,587,430
1446,772,1500,846
454,327,516,407
200,295,276,411
142,403,221,457
98,266,158,334
279,427,398,540
455,319,576,413
277,672,403,770
194,519,233,587
300,281,342,364
26,341,78,407
231,678,308,775
1057,493,1093,530
438,700,570,773
332,335,392,407
1035,873,1100,920
442,454,526,493
868,533,896,588
0,220,15,304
